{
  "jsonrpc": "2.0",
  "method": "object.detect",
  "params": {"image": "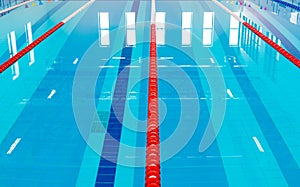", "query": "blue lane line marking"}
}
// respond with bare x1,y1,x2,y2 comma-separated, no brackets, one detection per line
212,5,300,186
95,0,141,186
0,1,67,63
95,47,133,187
